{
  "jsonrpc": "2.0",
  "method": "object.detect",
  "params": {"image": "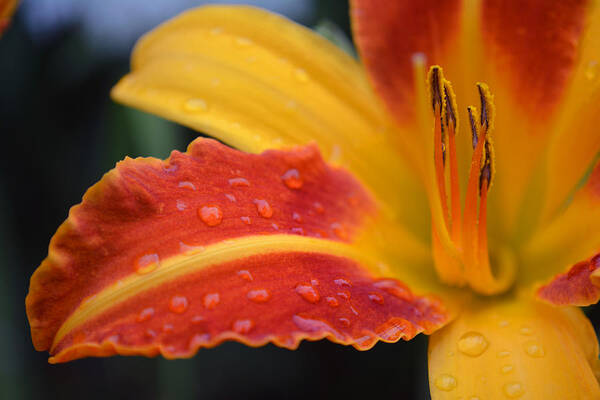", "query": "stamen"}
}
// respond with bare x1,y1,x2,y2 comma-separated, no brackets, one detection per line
444,82,462,242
